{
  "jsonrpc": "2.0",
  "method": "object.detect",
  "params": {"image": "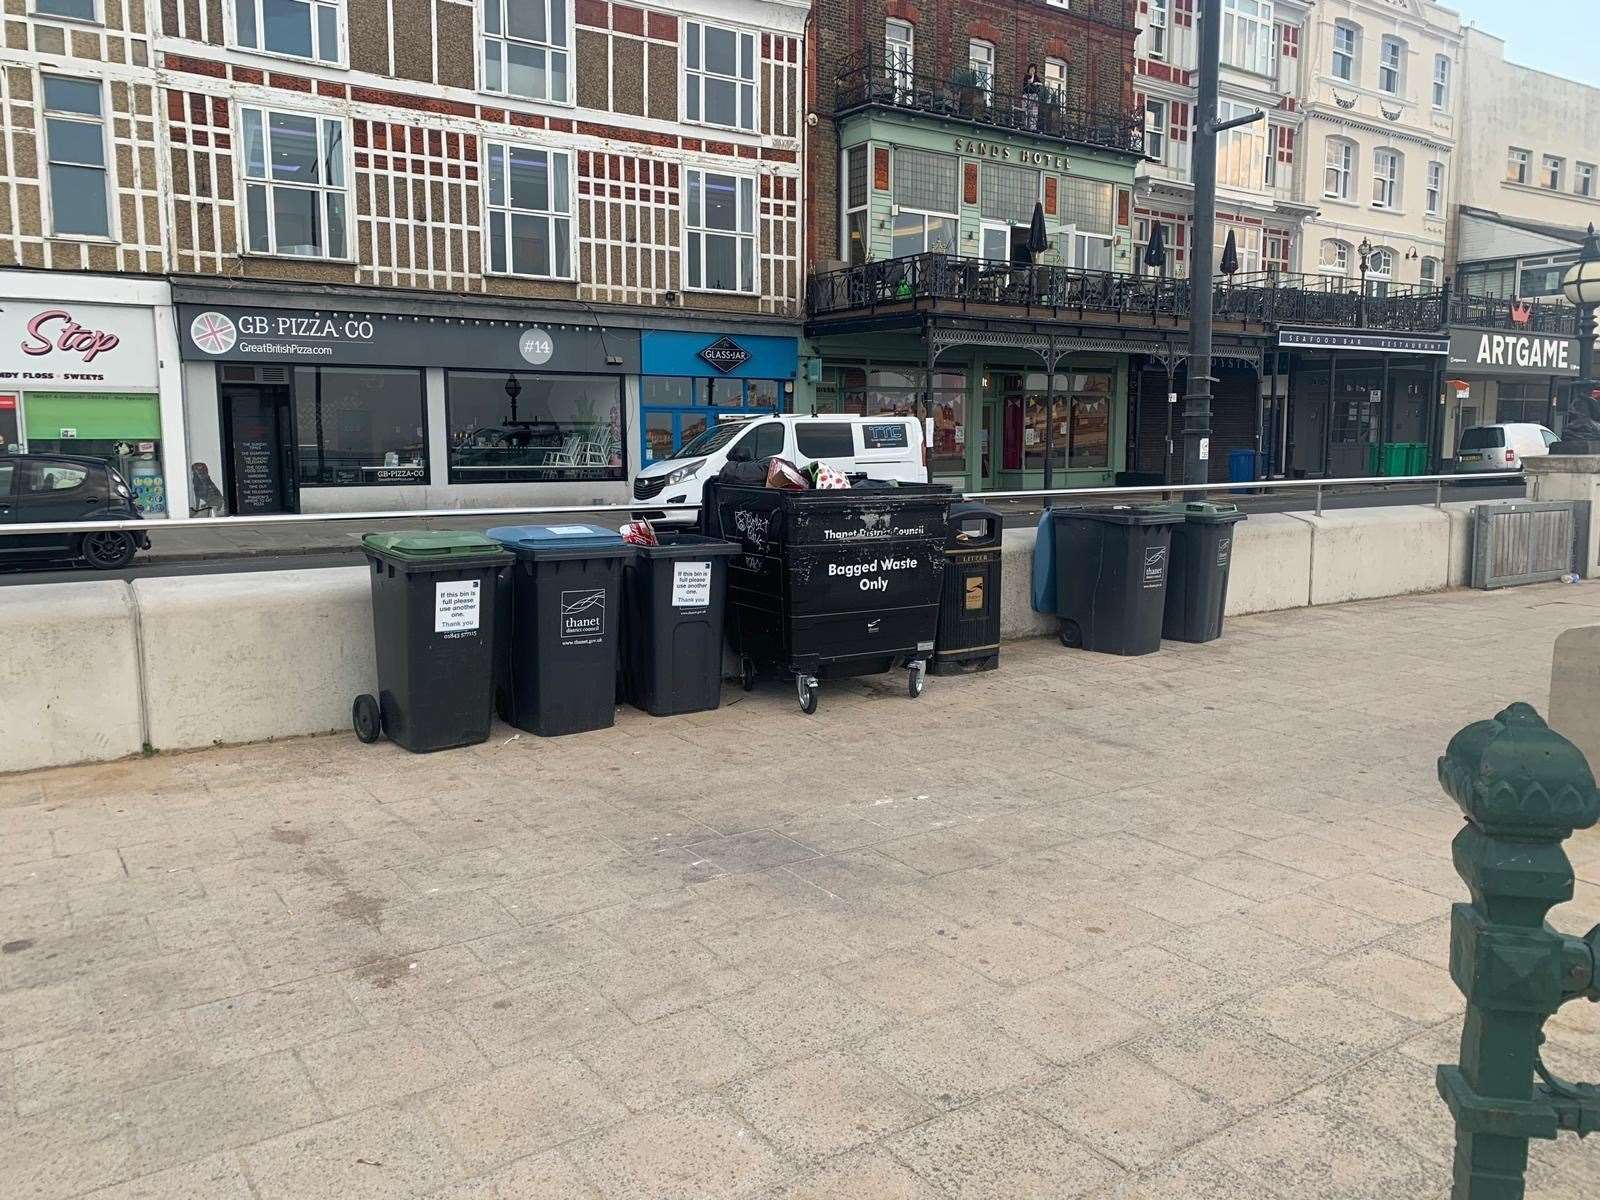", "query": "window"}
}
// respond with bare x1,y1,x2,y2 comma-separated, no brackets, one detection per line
685,21,755,131
1145,98,1167,165
1579,163,1596,198
486,143,572,279
0,463,10,494
795,422,855,460
1432,54,1450,108
1319,238,1349,275
235,0,340,63
885,18,913,96
33,0,97,20
1043,57,1067,98
42,76,110,238
1541,155,1564,191
1521,255,1578,297
1059,177,1114,270
292,368,427,486
1216,98,1268,190
1365,245,1394,297
447,370,623,483
1372,147,1401,209
685,169,754,293
1461,261,1516,298
1378,36,1404,95
1146,0,1168,60
1426,160,1443,215
1419,256,1440,289
1221,0,1274,75
240,107,348,258
891,148,959,257
1136,218,1178,276
843,145,868,264
1324,137,1354,200
1331,21,1358,81
482,0,570,103
980,163,1039,225
969,39,994,98
23,460,89,492
1507,147,1529,185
